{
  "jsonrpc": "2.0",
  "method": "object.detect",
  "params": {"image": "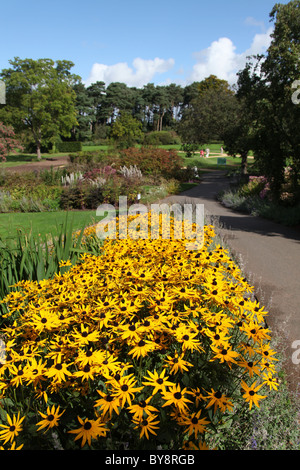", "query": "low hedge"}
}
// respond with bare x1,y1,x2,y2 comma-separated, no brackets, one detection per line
55,142,82,153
